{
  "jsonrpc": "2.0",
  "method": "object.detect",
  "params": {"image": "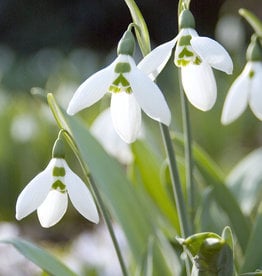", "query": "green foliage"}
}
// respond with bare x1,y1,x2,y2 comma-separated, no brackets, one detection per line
48,94,174,274
2,1,262,275
0,238,77,276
